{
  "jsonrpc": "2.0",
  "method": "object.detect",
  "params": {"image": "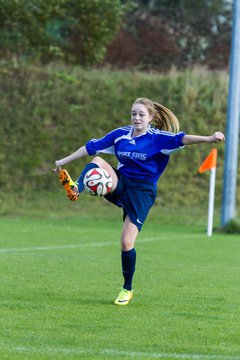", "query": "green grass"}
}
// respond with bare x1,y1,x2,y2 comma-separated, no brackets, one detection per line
0,195,240,359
